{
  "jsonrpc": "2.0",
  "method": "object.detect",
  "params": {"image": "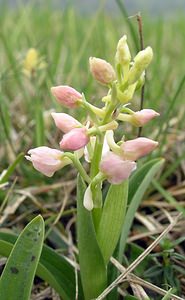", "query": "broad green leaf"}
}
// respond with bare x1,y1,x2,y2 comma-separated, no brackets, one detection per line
0,232,84,300
97,180,128,264
0,215,44,300
118,158,164,261
77,176,107,300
